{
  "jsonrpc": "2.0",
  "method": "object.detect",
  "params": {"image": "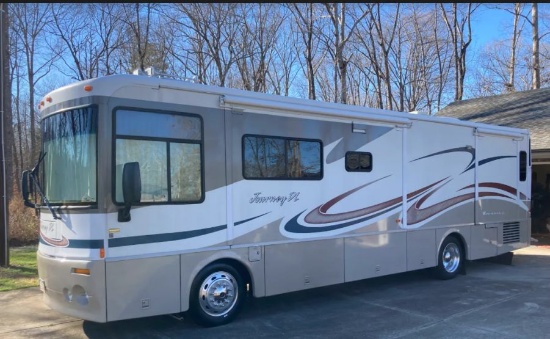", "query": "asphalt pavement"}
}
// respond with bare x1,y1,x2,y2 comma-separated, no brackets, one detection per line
2,235,550,339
